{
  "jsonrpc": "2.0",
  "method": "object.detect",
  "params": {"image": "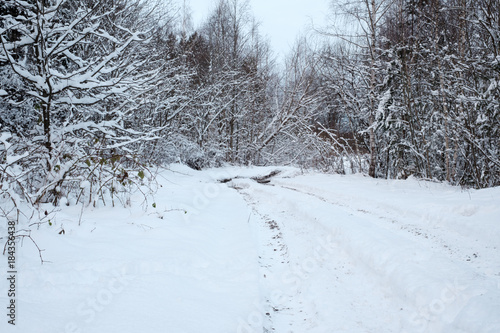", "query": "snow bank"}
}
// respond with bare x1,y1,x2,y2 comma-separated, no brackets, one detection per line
0,165,260,333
